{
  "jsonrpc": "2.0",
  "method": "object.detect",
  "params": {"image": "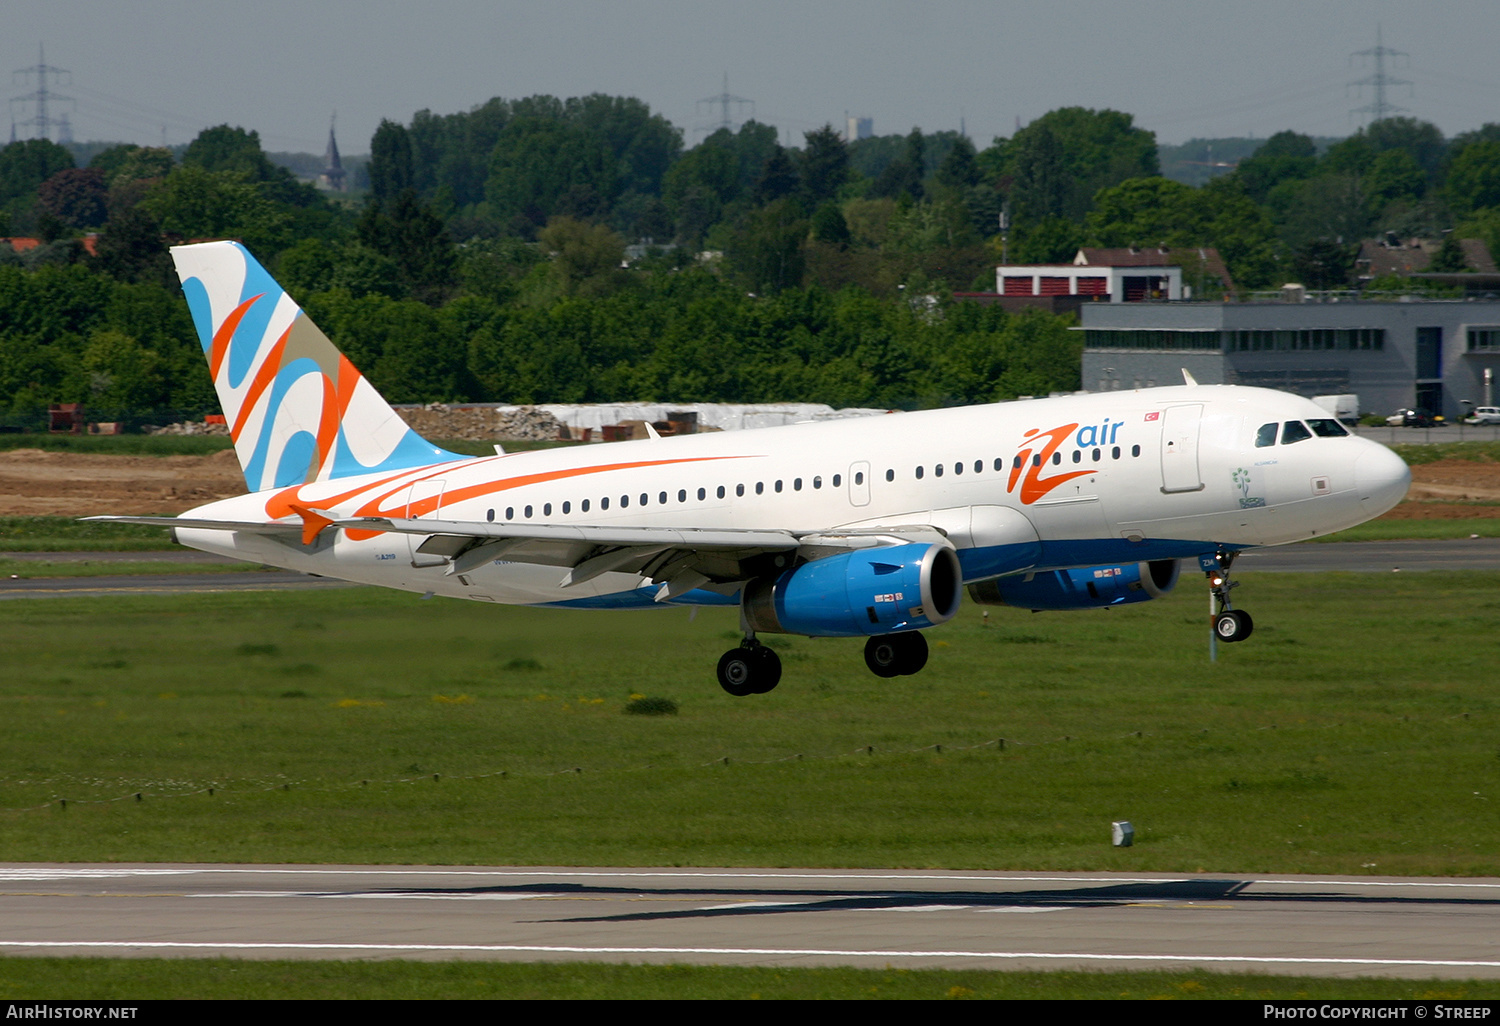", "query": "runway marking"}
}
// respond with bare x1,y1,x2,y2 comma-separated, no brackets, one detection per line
5,867,1500,890
1,940,1498,970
